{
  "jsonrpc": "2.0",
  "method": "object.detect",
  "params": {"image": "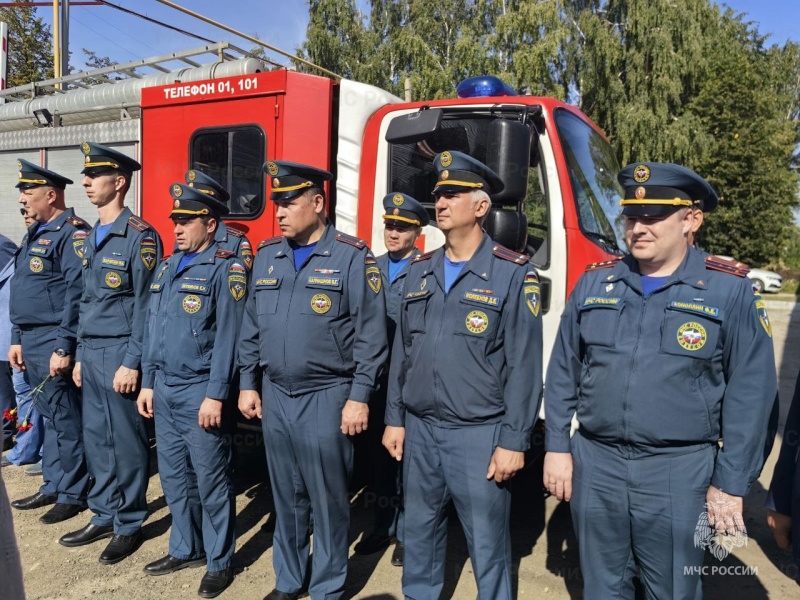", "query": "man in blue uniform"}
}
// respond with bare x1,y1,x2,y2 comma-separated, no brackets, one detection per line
137,183,245,599
382,151,543,600
543,162,777,599
238,161,388,600
185,169,253,271
354,192,429,566
57,143,162,563
8,160,90,524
